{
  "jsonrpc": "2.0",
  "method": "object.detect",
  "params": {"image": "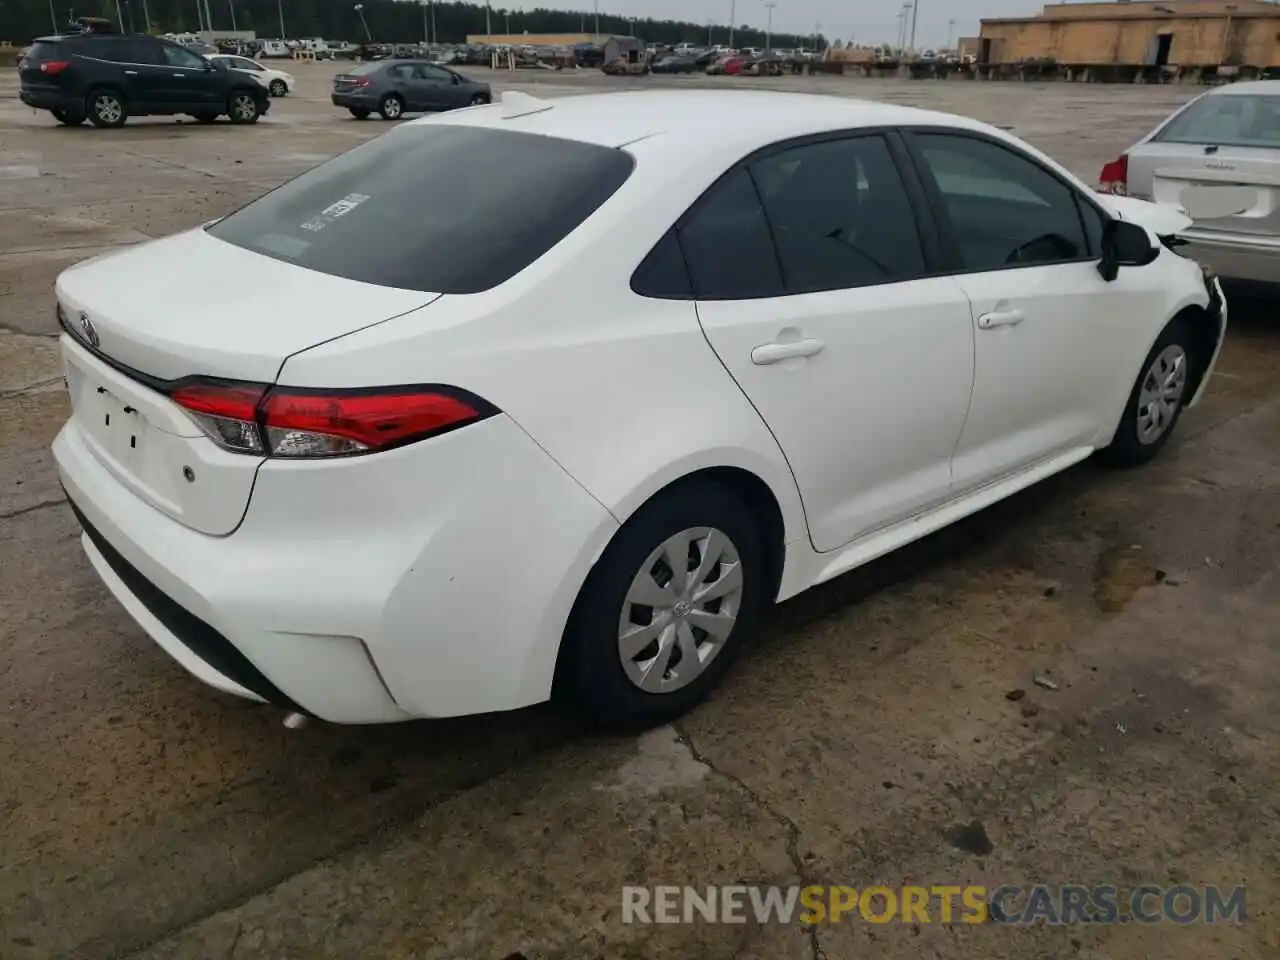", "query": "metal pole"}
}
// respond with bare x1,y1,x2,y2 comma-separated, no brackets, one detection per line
203,0,214,32
431,1,437,44
142,0,152,32
729,0,736,47
114,0,123,29
947,19,956,49
593,0,599,37
485,0,491,36
764,1,775,52
707,19,712,46
909,0,919,52
228,0,236,31
48,0,57,31
277,0,285,37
